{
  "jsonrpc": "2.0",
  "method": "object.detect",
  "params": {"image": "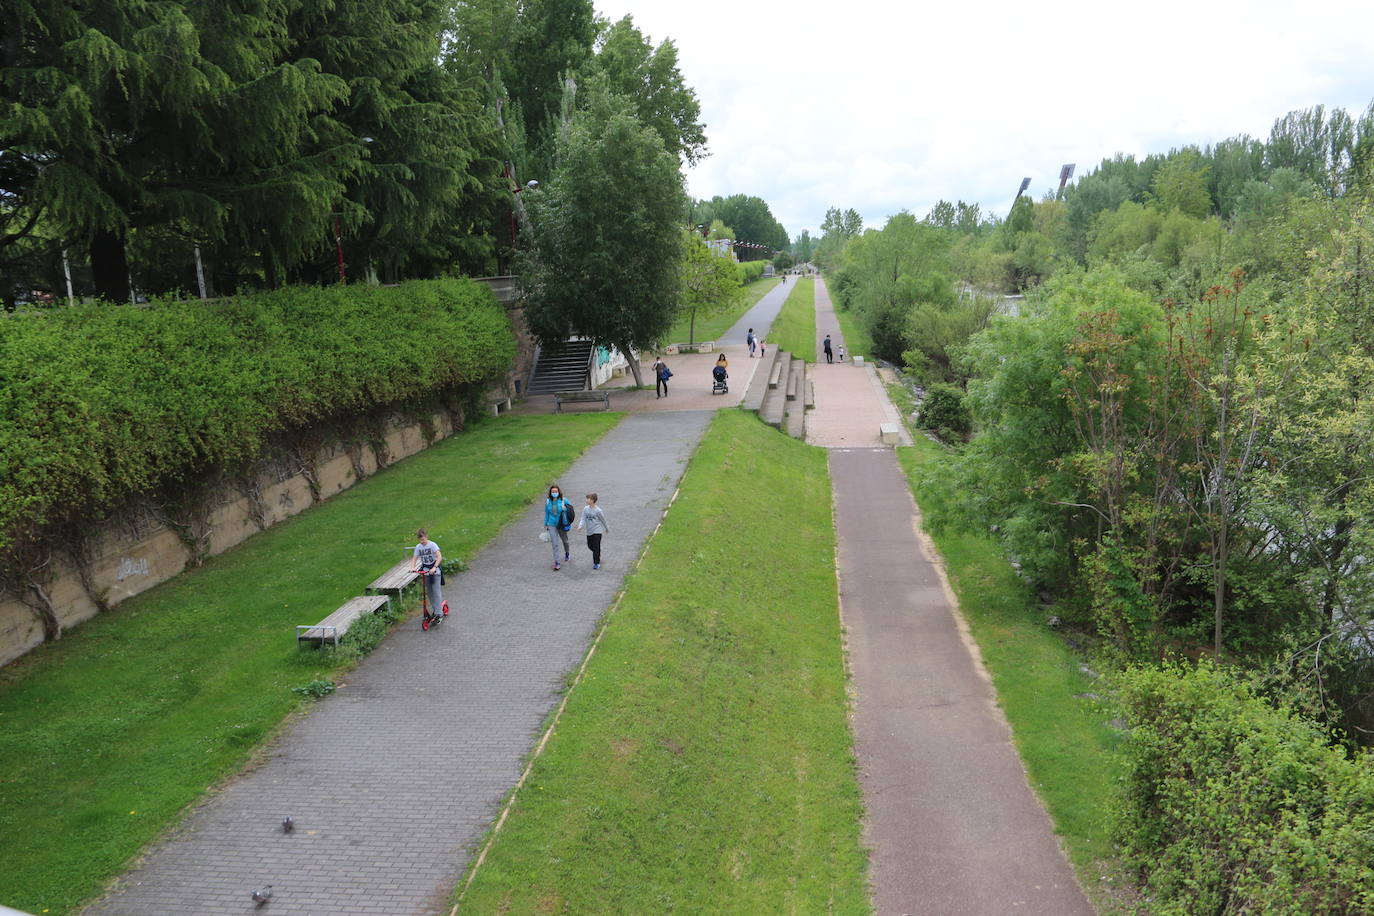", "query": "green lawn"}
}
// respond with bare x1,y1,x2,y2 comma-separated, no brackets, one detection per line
0,413,619,916
767,277,817,362
665,276,780,346
893,433,1128,911
457,410,869,914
